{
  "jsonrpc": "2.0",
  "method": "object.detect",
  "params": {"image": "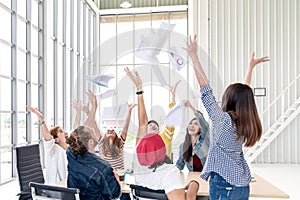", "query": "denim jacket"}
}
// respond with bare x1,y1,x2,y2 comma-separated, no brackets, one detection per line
67,147,121,200
176,110,210,171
